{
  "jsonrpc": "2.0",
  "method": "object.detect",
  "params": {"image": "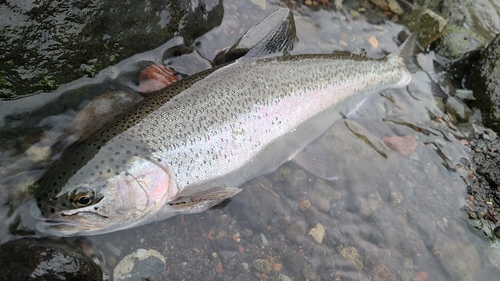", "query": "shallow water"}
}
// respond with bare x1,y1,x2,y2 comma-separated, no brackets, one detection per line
1,0,498,280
